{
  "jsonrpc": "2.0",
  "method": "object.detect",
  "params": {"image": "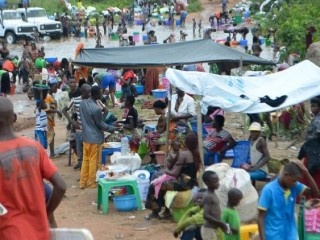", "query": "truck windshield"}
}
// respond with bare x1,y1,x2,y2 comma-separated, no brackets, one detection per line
3,12,22,20
27,10,47,18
